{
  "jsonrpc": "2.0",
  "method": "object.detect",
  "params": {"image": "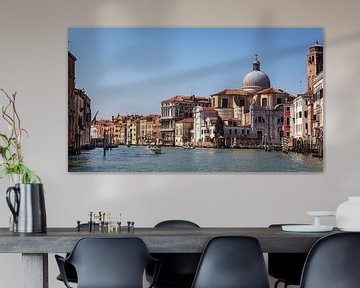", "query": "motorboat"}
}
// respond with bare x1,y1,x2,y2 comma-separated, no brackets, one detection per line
148,145,161,154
